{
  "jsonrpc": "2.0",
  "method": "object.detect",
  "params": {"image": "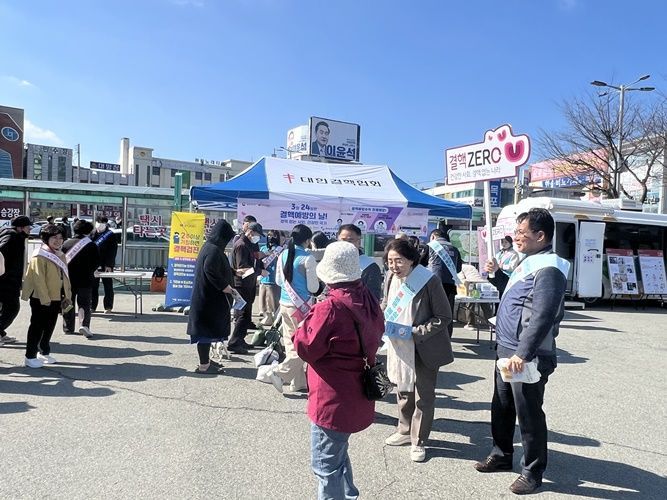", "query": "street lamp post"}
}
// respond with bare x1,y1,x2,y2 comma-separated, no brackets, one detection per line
591,74,655,197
